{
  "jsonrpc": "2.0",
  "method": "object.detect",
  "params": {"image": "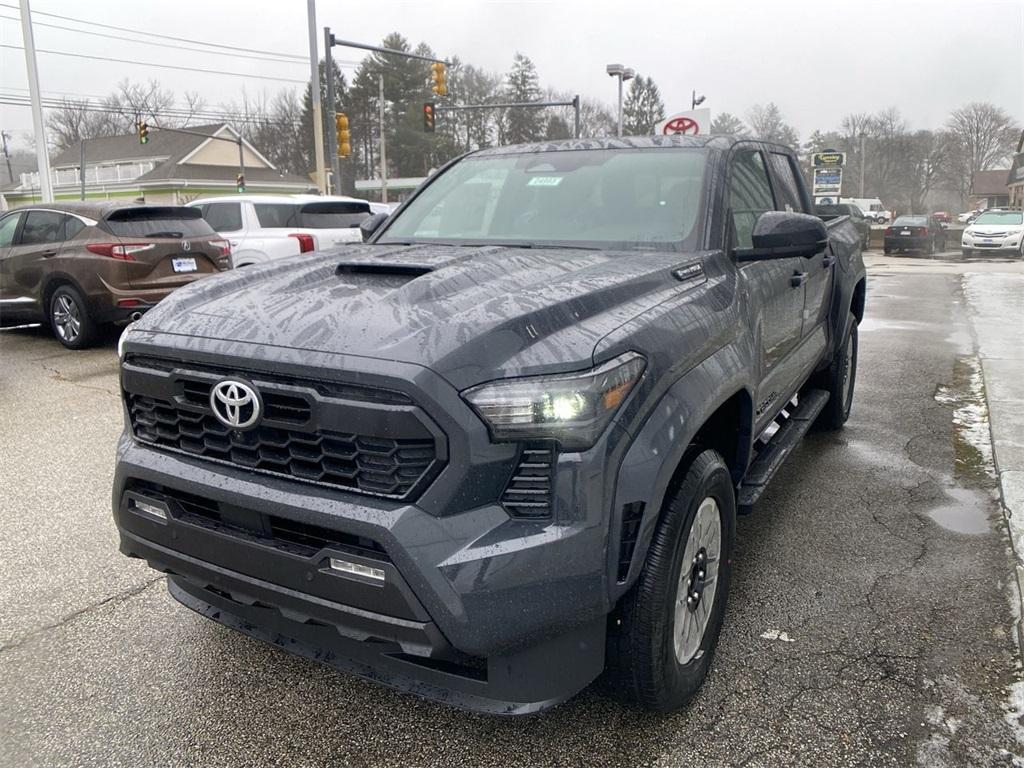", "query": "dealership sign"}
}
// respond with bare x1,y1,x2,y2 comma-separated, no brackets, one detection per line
812,151,846,167
812,166,843,196
655,109,712,136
